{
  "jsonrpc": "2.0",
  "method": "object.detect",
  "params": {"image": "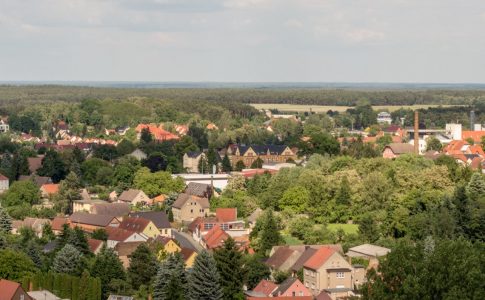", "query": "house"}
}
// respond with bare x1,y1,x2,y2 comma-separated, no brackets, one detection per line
128,211,172,237
116,126,130,135
180,247,198,268
18,175,51,187
172,193,210,223
51,217,68,235
346,243,391,270
226,144,297,168
0,279,33,300
91,202,131,219
183,151,206,173
68,212,120,233
135,124,179,142
0,173,8,193
249,278,312,298
88,238,104,254
251,280,279,297
27,156,44,174
114,241,146,268
118,189,151,206
73,199,108,213
28,290,63,300
118,217,161,239
11,217,50,238
184,182,212,199
129,149,147,161
40,183,60,198
200,225,229,250
152,194,166,204
191,208,247,242
377,111,392,124
155,236,181,255
105,226,148,249
0,119,9,133
303,247,353,295
382,143,415,159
